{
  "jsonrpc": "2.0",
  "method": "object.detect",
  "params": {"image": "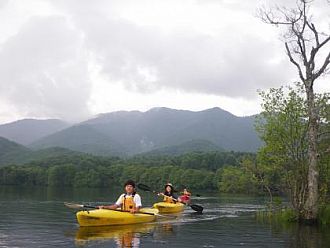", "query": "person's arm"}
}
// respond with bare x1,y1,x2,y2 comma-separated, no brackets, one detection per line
131,194,142,213
163,194,178,203
98,194,123,209
98,204,118,210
